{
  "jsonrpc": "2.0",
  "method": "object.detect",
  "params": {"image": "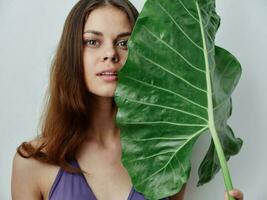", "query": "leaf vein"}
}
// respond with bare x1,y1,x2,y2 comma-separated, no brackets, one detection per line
128,150,177,162
135,126,208,186
120,96,208,122
177,0,200,22
157,2,203,50
132,137,189,142
143,25,206,74
120,121,207,127
174,154,186,175
124,75,207,110
140,54,207,93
